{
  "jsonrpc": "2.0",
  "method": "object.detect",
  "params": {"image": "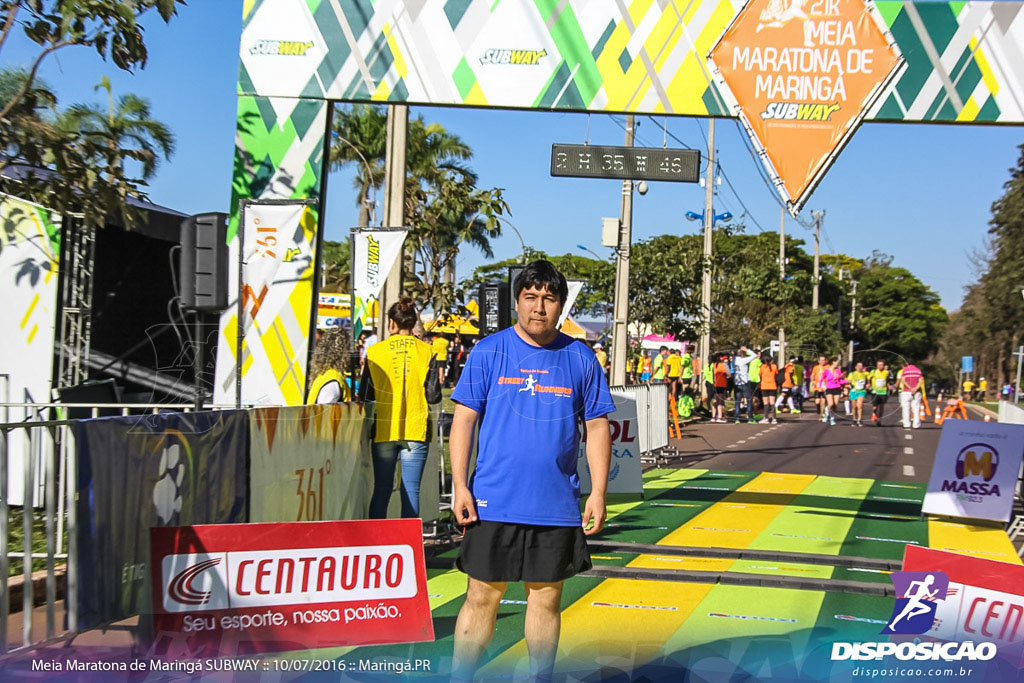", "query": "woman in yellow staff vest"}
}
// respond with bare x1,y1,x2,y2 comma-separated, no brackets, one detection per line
359,298,442,519
307,327,354,403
